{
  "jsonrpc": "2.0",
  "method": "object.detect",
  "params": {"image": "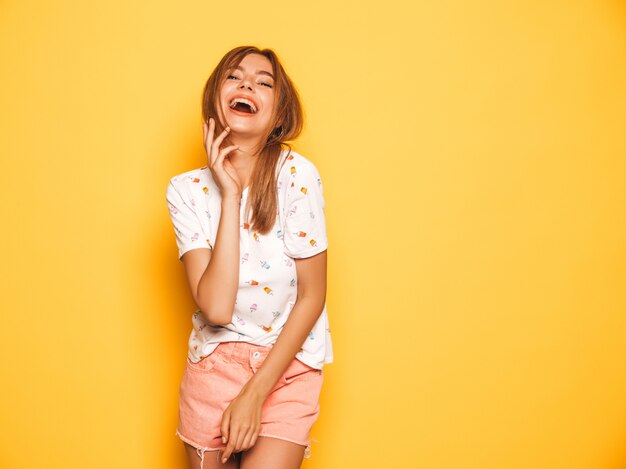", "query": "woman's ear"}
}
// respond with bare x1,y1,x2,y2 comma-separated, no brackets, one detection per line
271,126,284,139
